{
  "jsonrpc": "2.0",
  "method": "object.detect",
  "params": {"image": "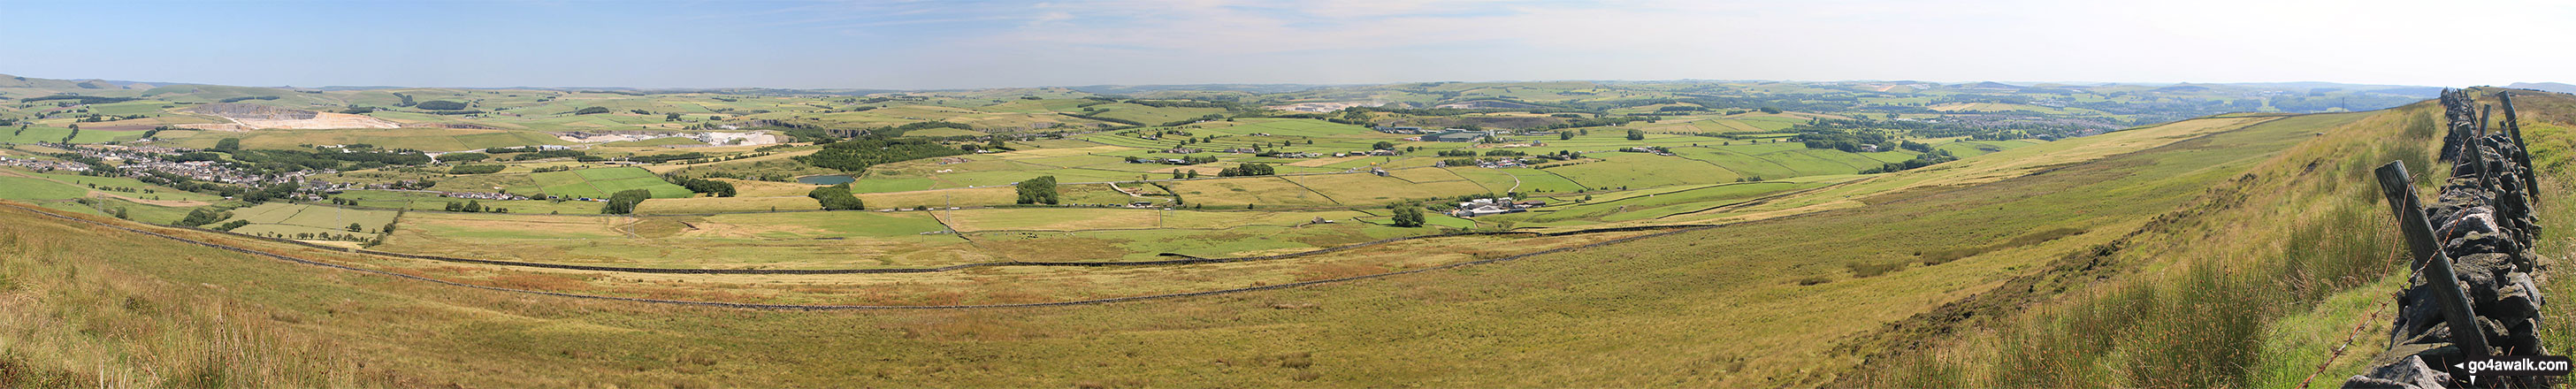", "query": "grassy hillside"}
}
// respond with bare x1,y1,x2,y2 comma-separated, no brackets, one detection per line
2,91,2513,387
